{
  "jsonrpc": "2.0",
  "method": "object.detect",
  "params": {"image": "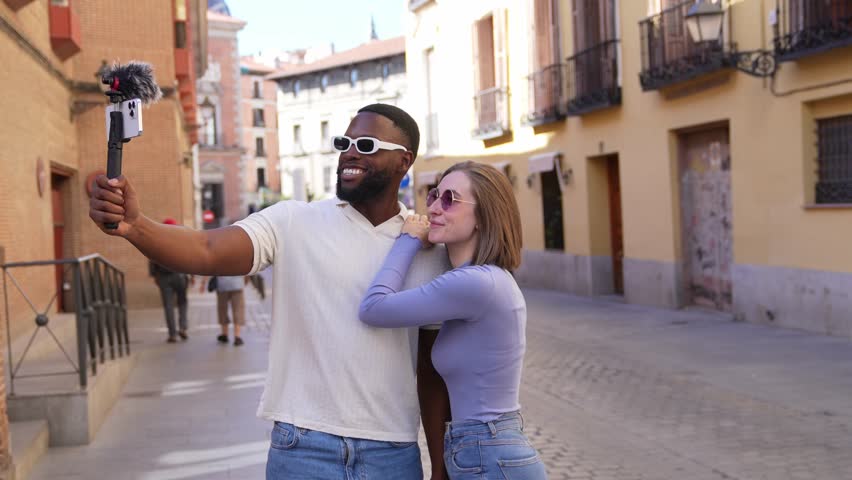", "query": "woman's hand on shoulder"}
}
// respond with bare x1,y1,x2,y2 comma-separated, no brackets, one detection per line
402,214,432,248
